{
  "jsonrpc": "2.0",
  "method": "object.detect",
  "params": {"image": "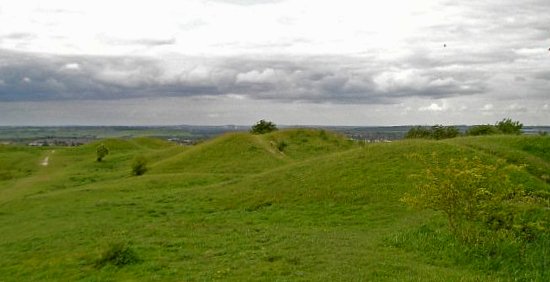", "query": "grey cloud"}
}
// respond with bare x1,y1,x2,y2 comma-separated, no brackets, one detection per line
0,51,154,101
506,104,528,113
0,49,488,104
422,0,550,63
534,71,550,81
